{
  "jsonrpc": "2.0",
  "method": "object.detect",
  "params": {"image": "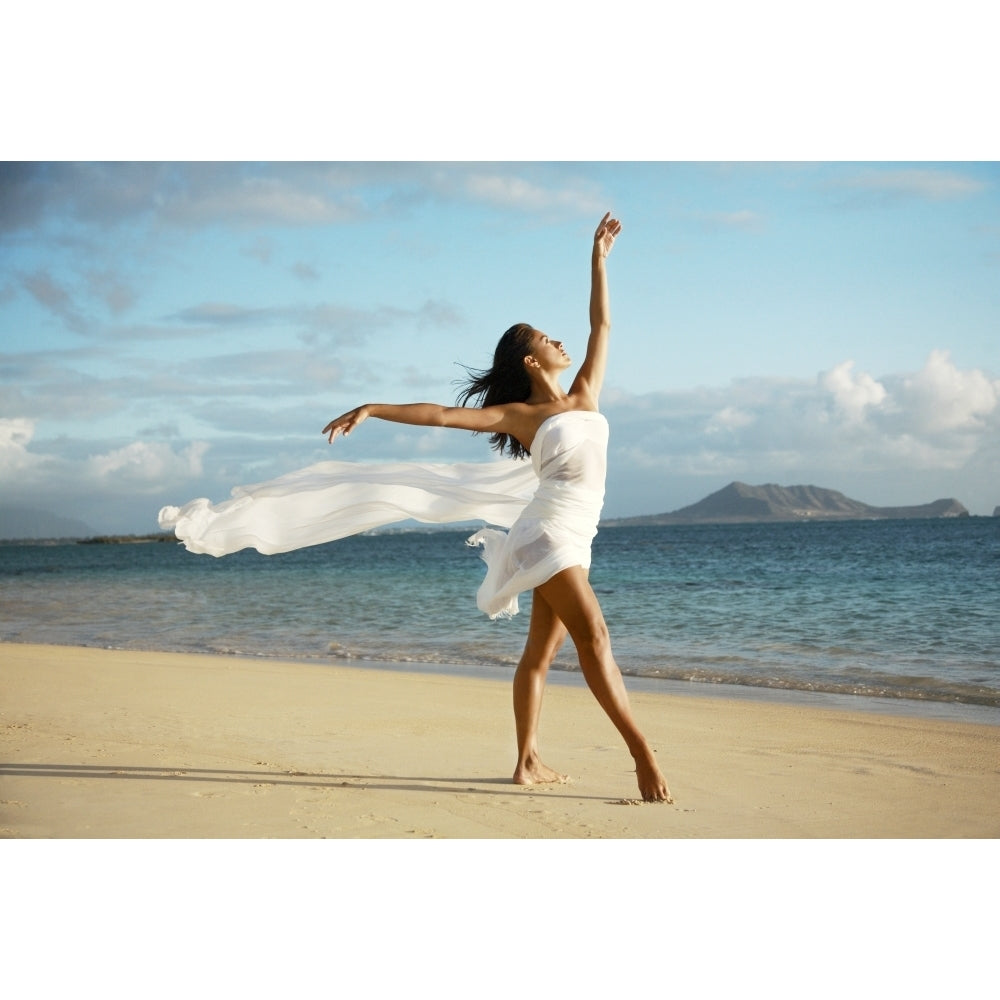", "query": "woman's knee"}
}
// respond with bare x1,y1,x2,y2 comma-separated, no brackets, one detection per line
537,569,611,659
570,614,611,661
